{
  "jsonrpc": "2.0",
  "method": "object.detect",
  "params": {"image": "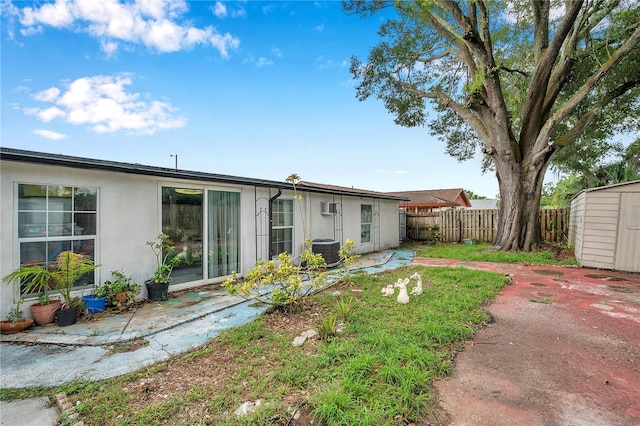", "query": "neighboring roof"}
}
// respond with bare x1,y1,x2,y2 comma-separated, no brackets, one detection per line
386,188,471,208
468,199,500,209
0,148,406,202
